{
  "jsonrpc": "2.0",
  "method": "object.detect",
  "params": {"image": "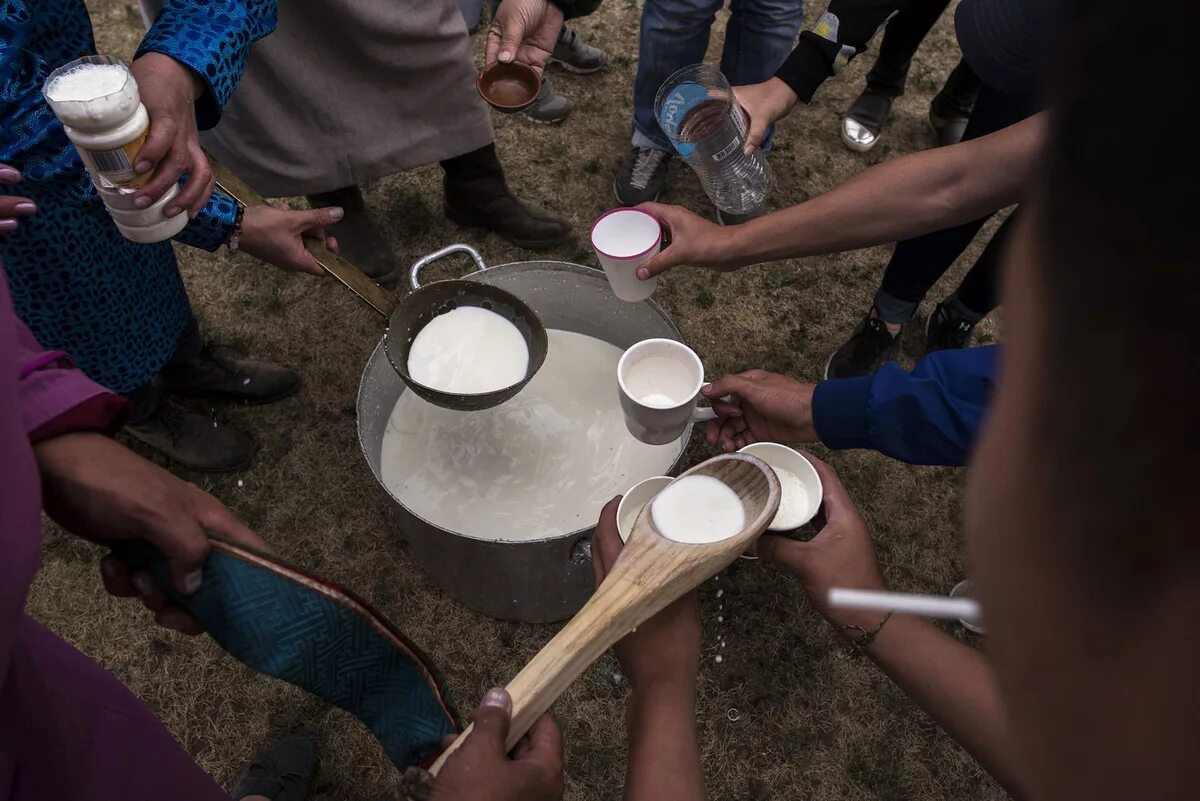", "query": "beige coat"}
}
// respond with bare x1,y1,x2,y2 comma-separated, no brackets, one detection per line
142,0,495,196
